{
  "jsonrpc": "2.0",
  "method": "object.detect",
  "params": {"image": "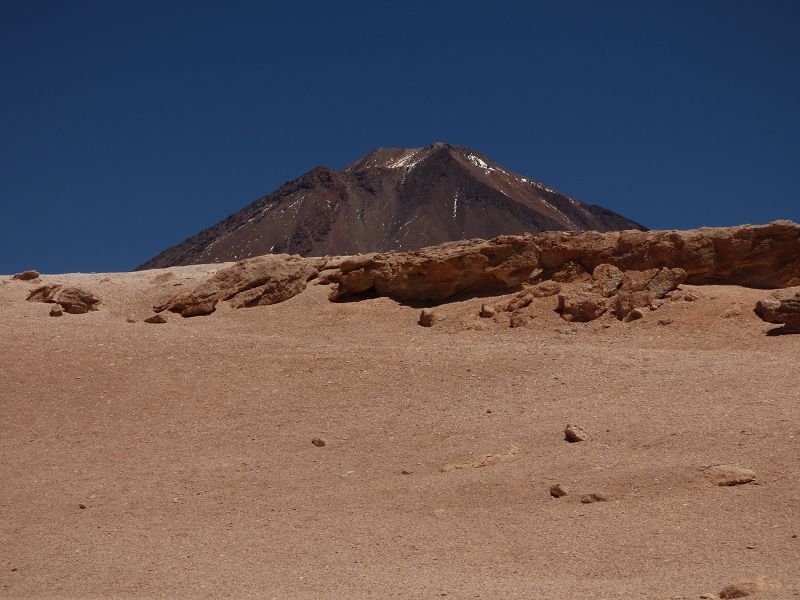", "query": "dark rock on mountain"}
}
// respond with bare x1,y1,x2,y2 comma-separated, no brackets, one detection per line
138,143,643,269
